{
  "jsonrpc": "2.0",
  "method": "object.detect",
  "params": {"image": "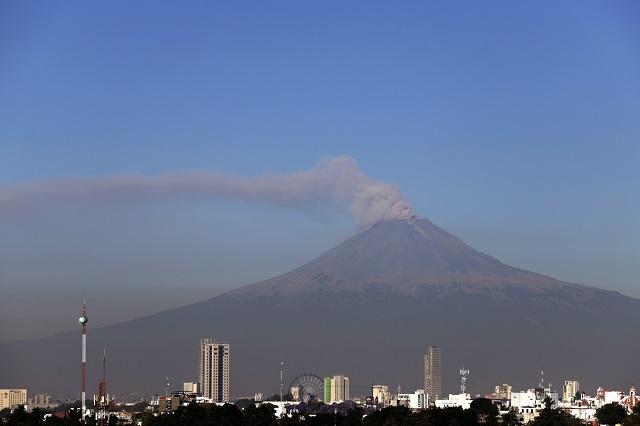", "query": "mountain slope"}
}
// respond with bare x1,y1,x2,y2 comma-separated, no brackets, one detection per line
229,218,599,303
1,218,638,398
